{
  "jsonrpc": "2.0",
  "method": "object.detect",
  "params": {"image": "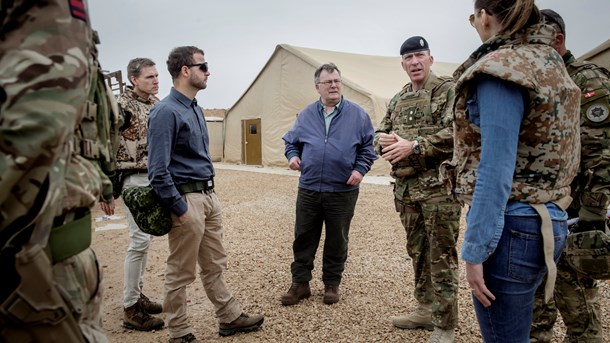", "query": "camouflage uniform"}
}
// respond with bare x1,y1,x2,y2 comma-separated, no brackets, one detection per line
50,13,118,343
375,73,460,330
0,0,115,342
531,52,610,343
116,85,160,310
116,86,159,171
